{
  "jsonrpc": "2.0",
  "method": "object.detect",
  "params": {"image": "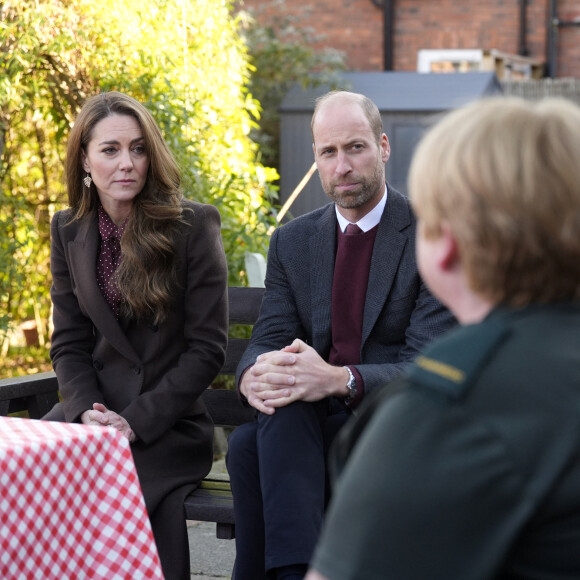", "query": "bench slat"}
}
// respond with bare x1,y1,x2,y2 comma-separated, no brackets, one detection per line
6,392,60,419
0,371,59,399
202,389,254,427
185,479,236,539
221,337,250,375
0,371,60,419
228,286,264,325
